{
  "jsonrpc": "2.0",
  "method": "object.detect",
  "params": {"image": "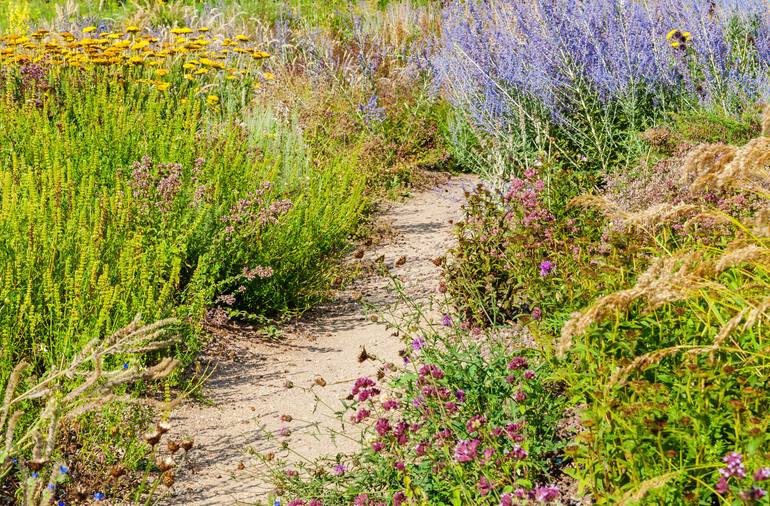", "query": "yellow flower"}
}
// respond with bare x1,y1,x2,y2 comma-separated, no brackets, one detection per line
194,67,209,75
199,57,224,69
206,94,219,106
126,26,141,33
83,26,97,34
170,27,193,35
155,82,171,91
156,68,170,76
235,34,250,42
198,27,210,32
262,71,275,81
